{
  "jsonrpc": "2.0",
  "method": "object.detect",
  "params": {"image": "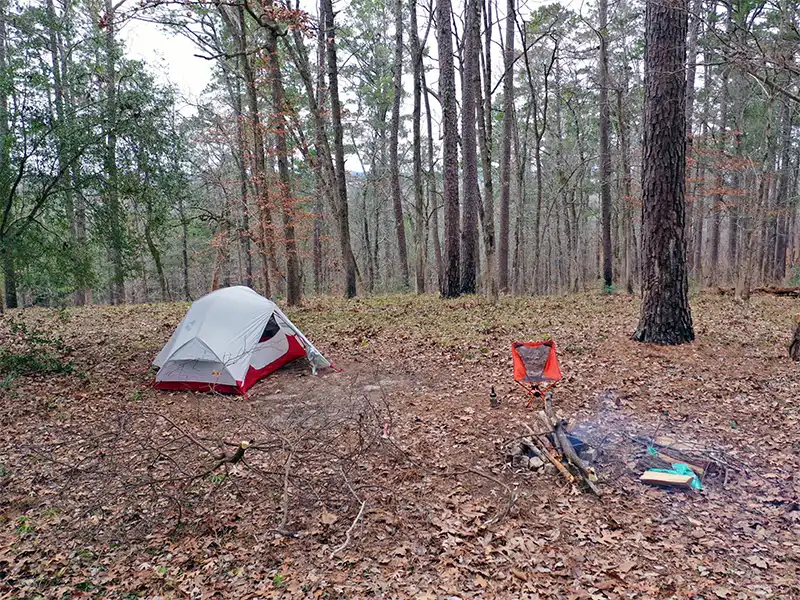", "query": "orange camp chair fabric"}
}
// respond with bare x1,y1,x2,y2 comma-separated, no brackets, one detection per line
512,340,562,384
